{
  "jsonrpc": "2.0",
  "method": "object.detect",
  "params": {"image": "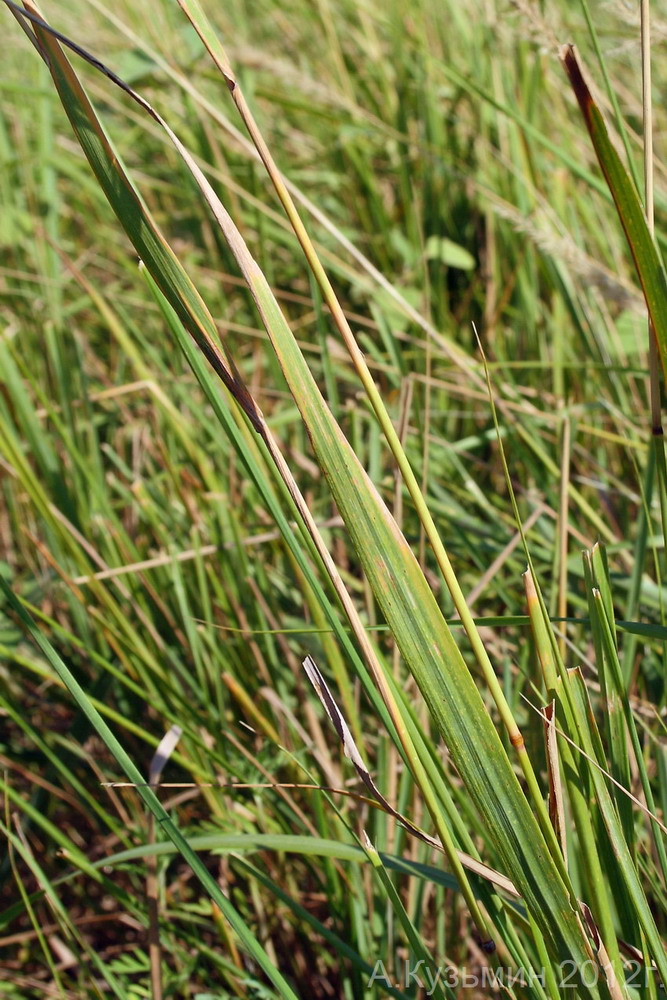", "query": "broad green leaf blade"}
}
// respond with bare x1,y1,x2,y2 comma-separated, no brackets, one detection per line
561,45,667,378
257,289,597,983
